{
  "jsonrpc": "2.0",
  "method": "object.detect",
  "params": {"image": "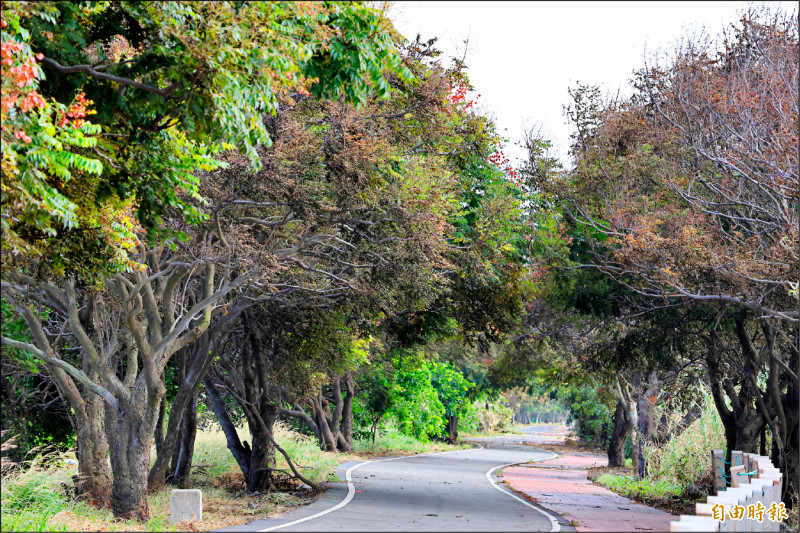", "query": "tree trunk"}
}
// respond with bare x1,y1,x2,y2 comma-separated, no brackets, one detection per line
73,393,112,507
154,394,166,456
148,333,213,492
630,433,640,477
607,400,632,468
340,372,355,452
106,388,158,521
781,410,798,505
204,375,251,477
313,392,337,451
370,416,381,444
174,392,198,489
775,331,798,505
613,378,639,472
168,425,183,485
446,414,459,444
245,402,278,493
637,393,656,478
